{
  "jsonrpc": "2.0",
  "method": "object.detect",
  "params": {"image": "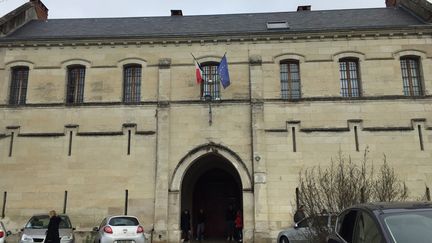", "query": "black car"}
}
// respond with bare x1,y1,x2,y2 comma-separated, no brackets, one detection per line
328,202,432,243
